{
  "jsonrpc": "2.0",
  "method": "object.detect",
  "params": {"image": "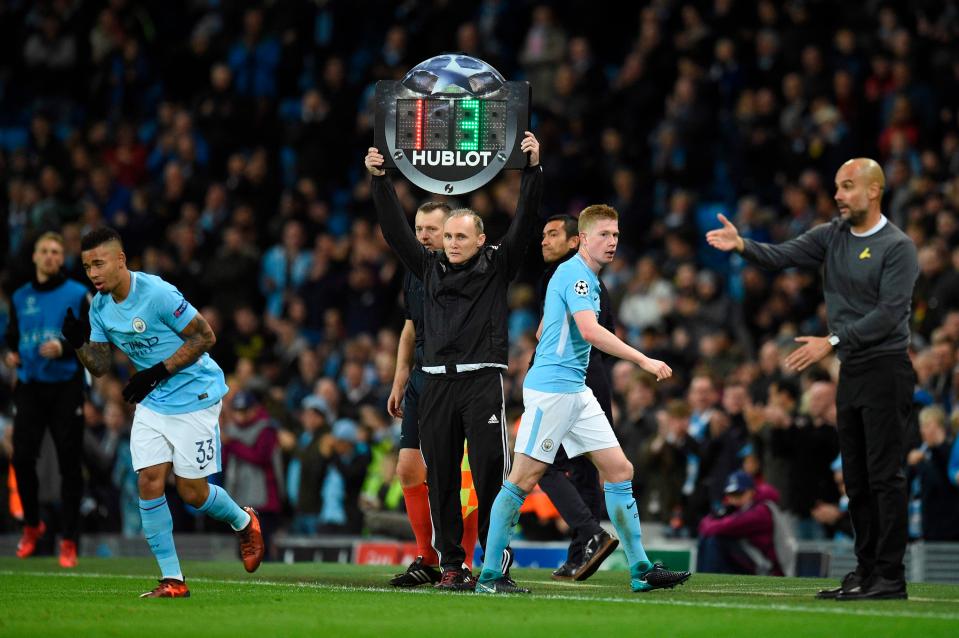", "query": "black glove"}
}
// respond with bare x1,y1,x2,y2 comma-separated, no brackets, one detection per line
122,363,171,404
61,307,89,350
